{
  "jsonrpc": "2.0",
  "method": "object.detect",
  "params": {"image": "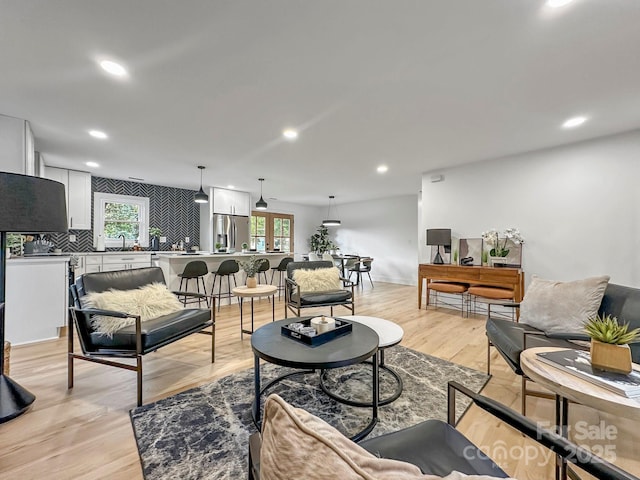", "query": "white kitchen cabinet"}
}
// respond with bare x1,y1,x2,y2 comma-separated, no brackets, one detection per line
212,187,251,216
44,167,92,230
0,114,35,175
5,257,69,345
74,253,152,276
